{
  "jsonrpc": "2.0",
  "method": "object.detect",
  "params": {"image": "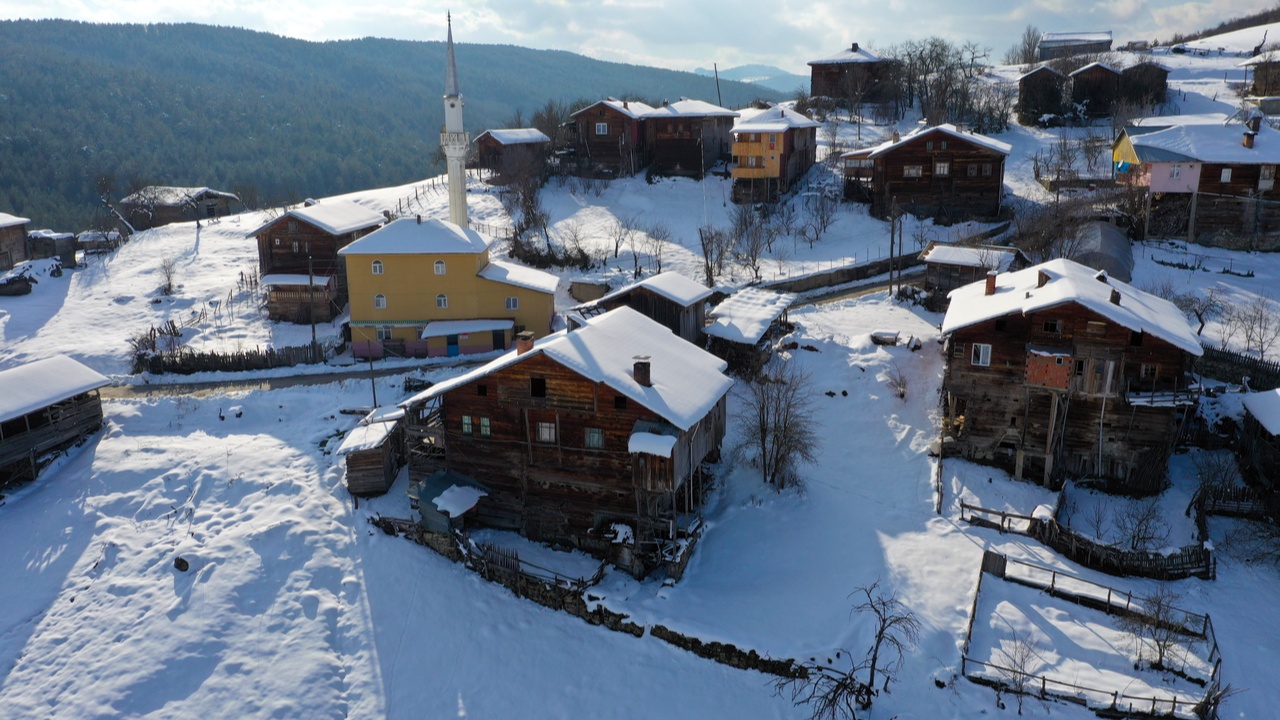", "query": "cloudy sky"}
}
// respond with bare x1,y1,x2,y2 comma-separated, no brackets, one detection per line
0,0,1271,73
